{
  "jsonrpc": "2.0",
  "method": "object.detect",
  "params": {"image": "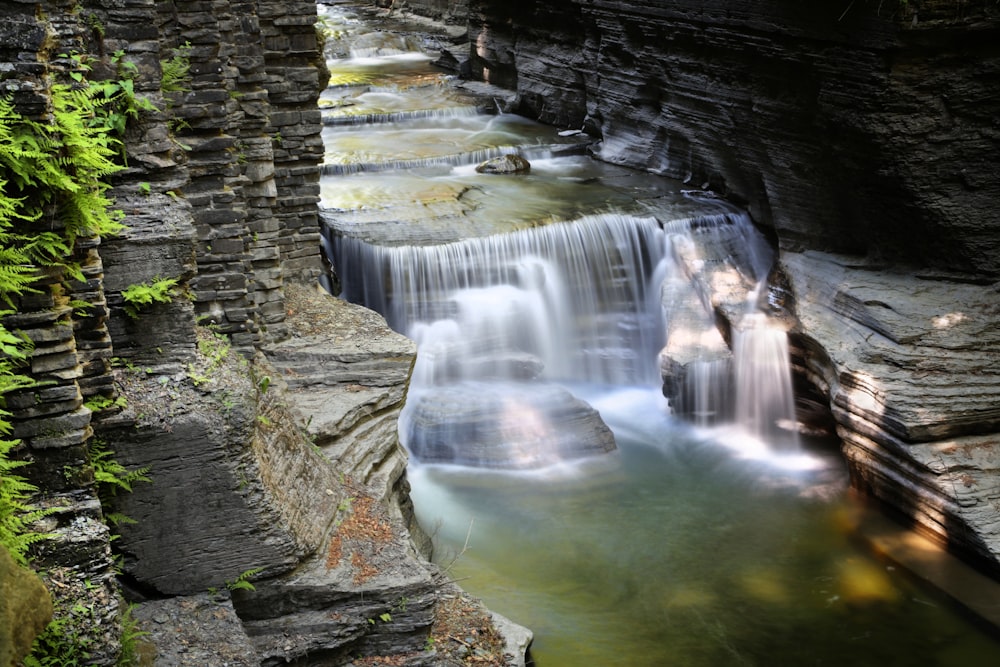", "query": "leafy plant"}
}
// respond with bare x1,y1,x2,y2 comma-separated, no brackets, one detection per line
116,603,147,667
0,84,126,280
24,592,144,667
185,364,210,387
83,394,127,413
0,438,54,566
88,438,150,498
120,276,179,319
23,617,79,667
226,567,263,592
160,42,193,95
197,328,231,366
